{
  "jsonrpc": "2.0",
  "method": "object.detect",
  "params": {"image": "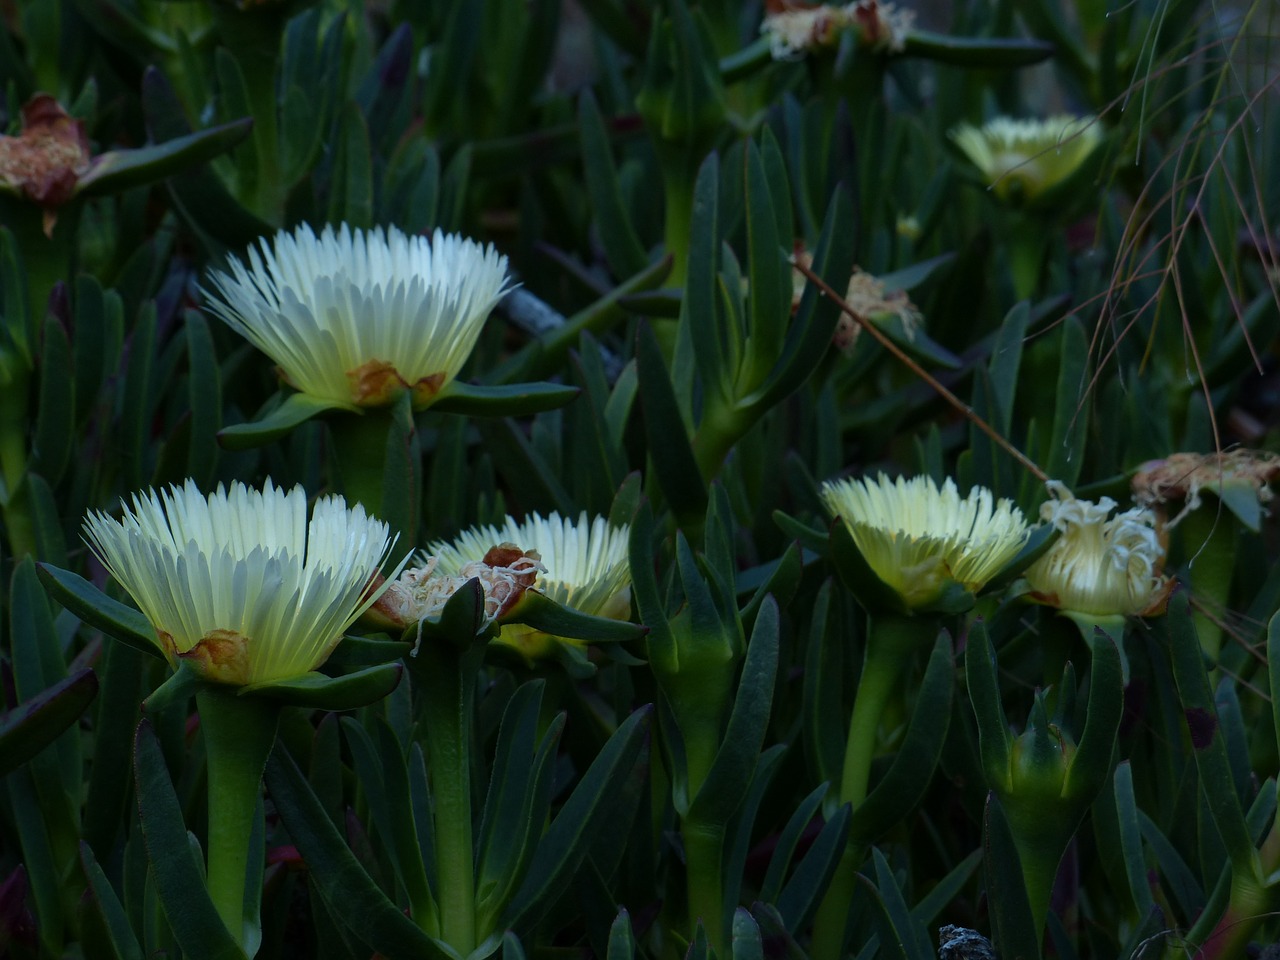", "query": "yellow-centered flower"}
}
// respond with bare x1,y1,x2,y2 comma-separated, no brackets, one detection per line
1025,482,1169,618
83,479,400,685
821,474,1030,609
203,223,509,410
949,115,1101,203
427,512,632,659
